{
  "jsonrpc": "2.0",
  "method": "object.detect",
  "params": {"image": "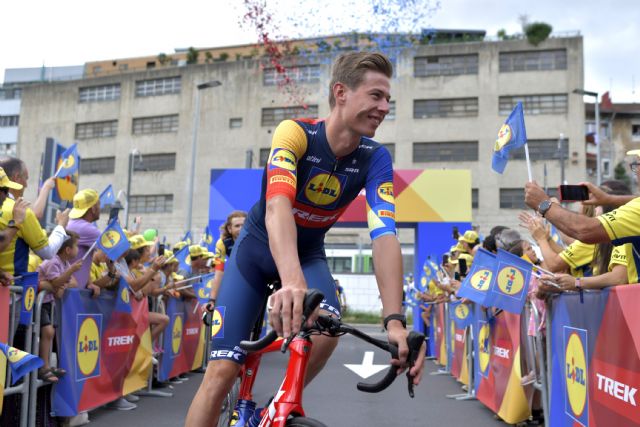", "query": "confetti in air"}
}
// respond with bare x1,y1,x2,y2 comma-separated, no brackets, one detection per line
240,0,441,106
